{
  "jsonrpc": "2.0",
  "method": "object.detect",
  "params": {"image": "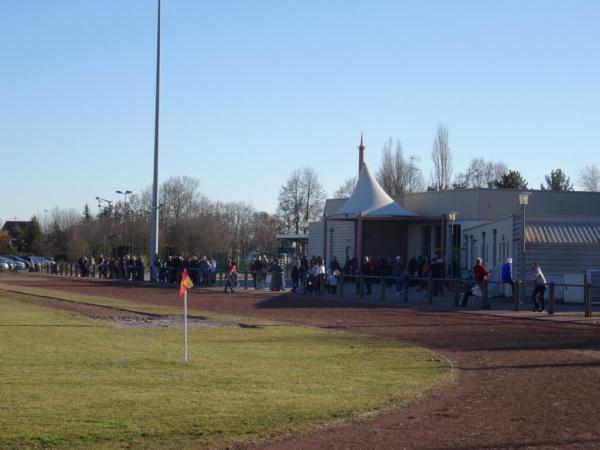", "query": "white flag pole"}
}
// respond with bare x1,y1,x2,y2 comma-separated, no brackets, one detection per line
184,290,188,363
